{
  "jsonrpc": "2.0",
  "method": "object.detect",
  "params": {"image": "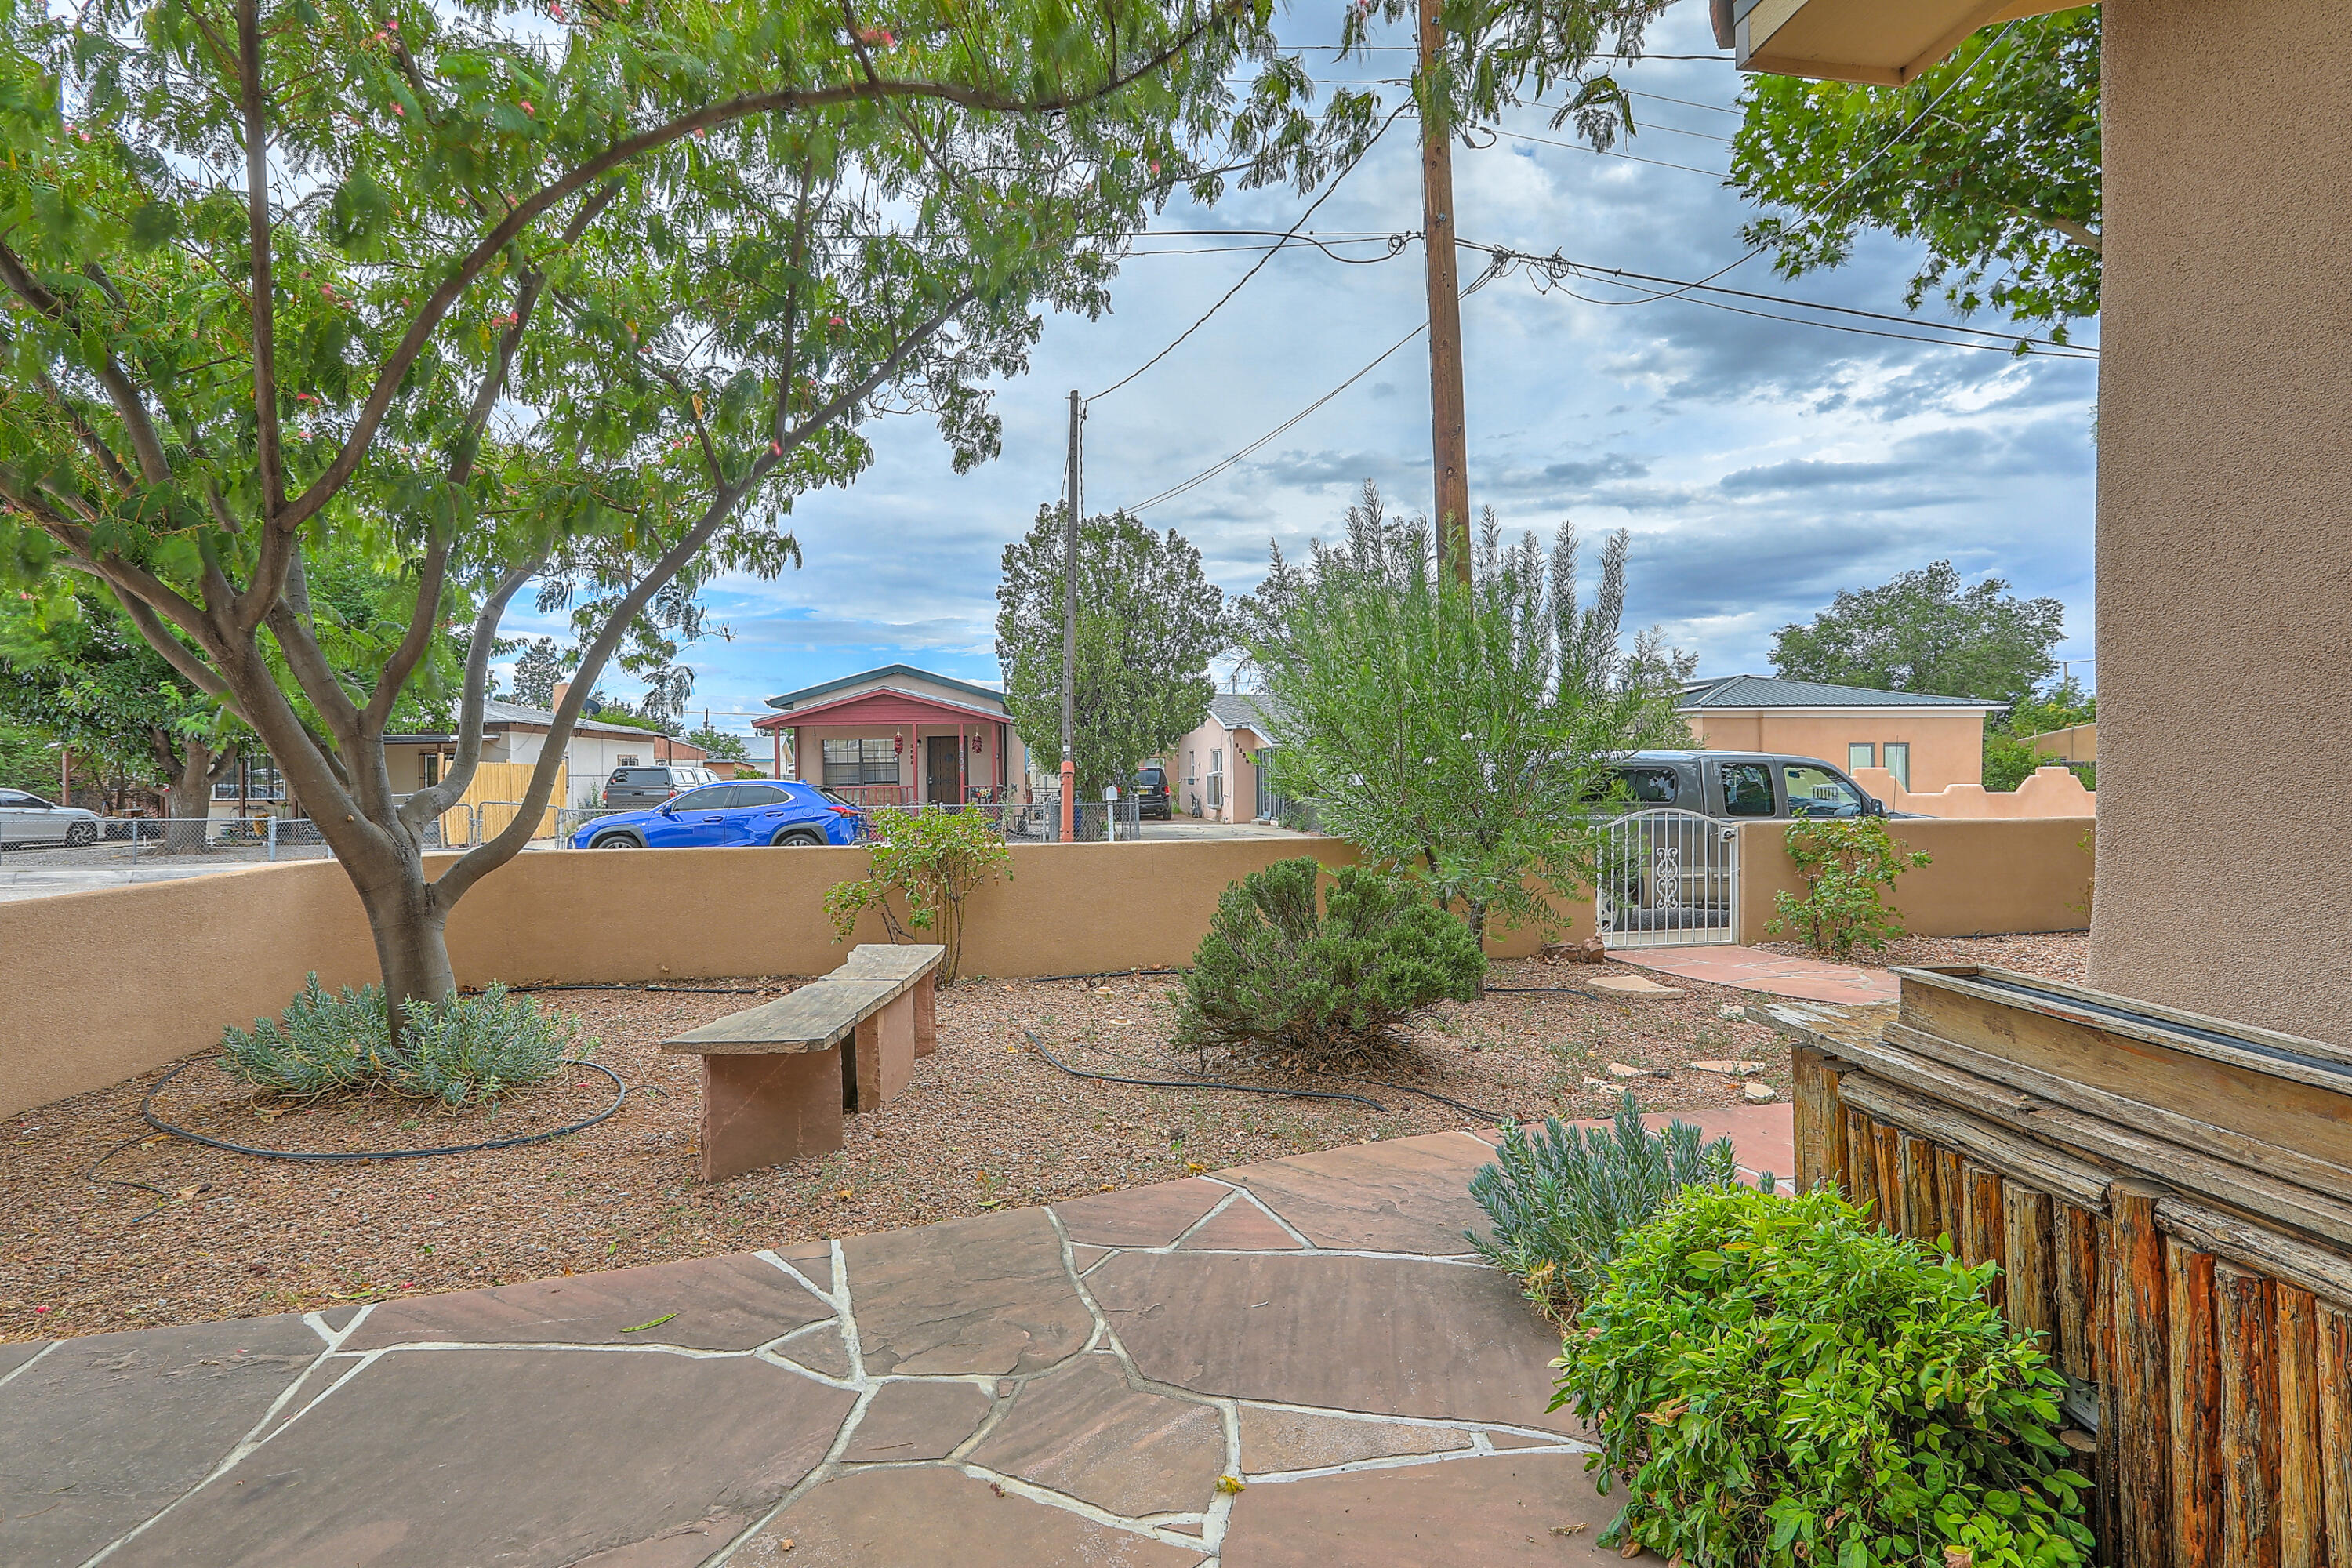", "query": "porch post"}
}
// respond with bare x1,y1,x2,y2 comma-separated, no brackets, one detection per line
958,723,967,802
